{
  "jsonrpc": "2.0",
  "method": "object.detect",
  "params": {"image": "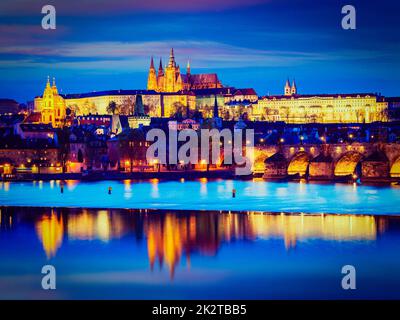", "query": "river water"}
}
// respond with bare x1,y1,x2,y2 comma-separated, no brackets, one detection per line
0,180,399,299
